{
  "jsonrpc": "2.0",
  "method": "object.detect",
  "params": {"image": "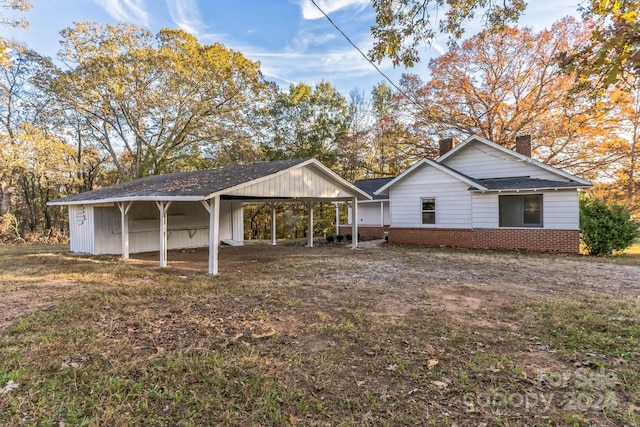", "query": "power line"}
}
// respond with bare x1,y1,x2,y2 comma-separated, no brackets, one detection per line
309,0,426,111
